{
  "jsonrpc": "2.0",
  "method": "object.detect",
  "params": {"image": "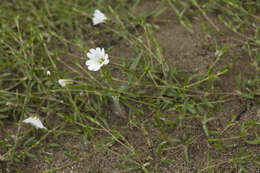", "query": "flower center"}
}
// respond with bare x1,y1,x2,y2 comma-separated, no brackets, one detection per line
99,57,105,64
